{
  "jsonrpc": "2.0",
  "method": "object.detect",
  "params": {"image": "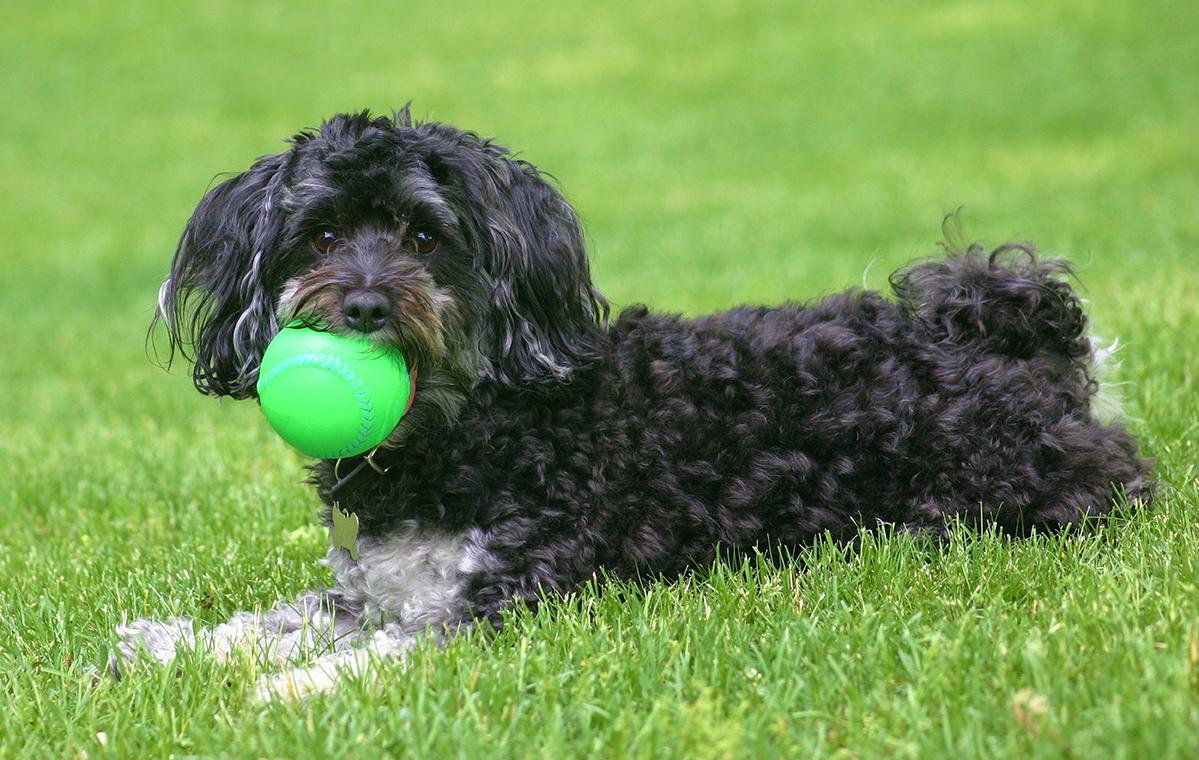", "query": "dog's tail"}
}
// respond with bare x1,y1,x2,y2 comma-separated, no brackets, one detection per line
890,243,1091,362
